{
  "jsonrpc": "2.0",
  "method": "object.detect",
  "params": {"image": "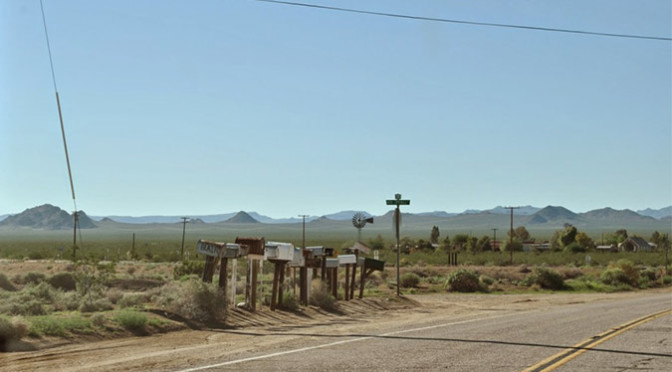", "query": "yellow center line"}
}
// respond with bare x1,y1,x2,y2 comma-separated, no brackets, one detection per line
522,309,672,372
